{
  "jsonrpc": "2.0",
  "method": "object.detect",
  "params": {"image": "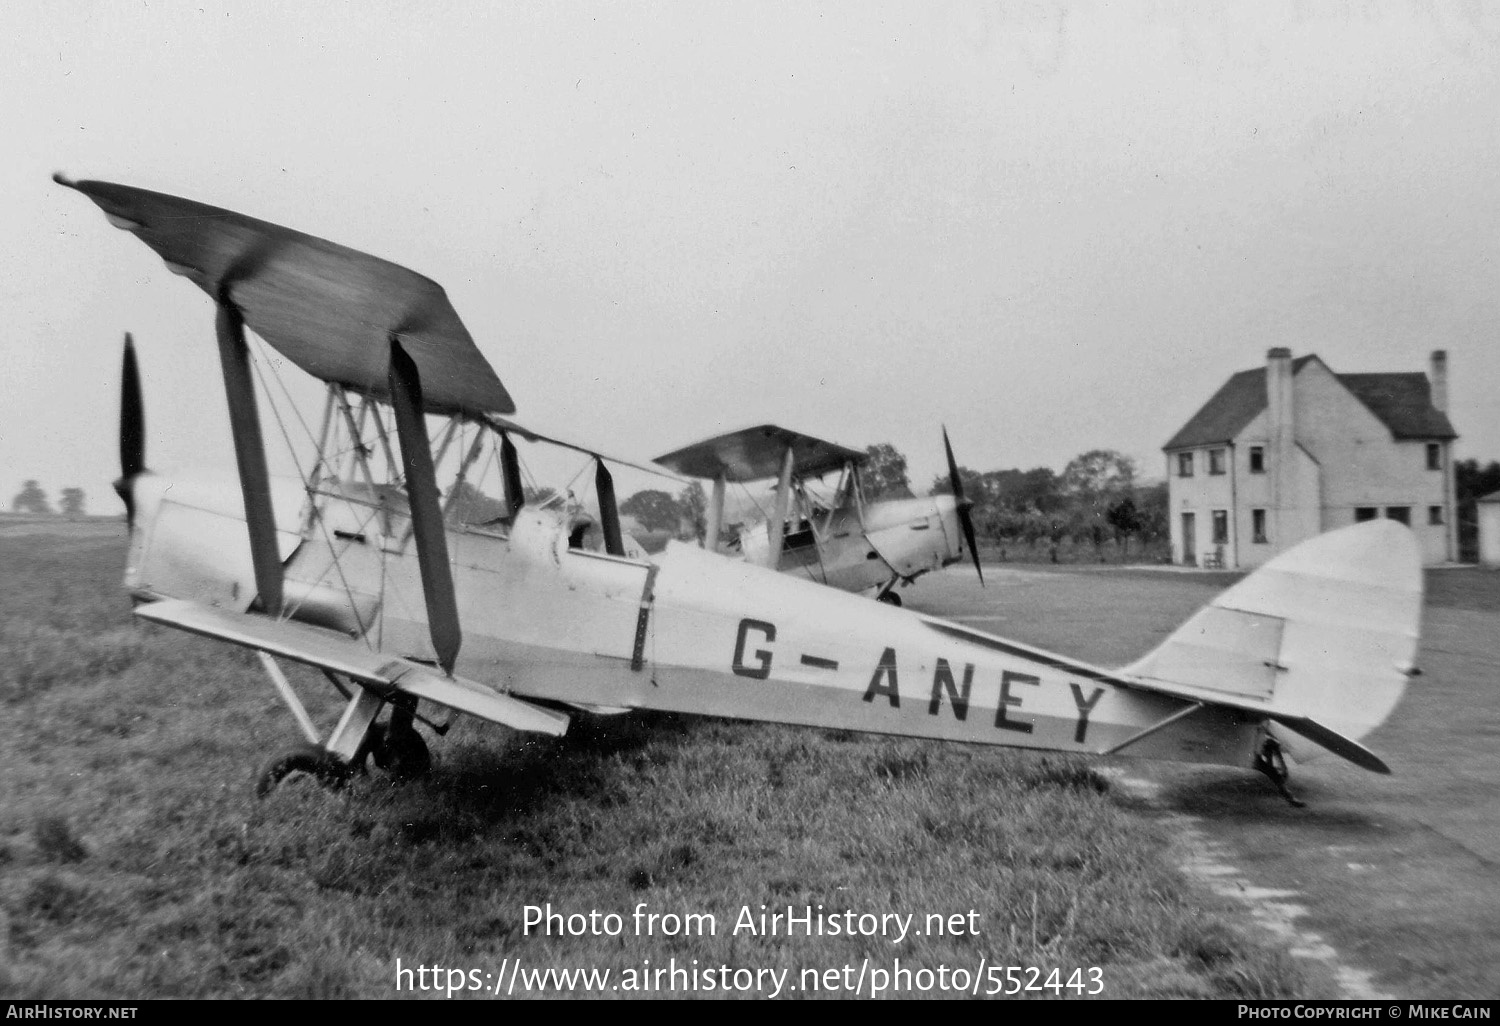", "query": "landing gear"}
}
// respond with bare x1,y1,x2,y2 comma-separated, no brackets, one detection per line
370,698,431,781
255,743,349,797
1253,737,1306,808
875,575,904,606
253,658,435,797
